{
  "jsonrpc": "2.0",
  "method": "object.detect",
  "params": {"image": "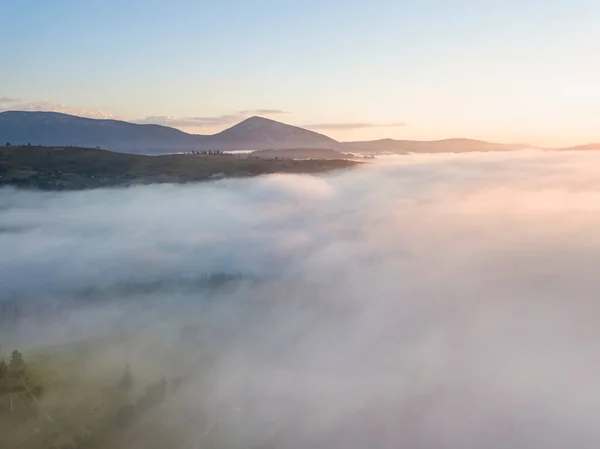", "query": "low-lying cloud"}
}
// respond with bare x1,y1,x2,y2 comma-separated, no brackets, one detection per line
2,150,600,448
